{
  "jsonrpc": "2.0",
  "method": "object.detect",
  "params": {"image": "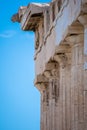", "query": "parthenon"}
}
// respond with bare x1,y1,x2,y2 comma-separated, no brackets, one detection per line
12,0,87,129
